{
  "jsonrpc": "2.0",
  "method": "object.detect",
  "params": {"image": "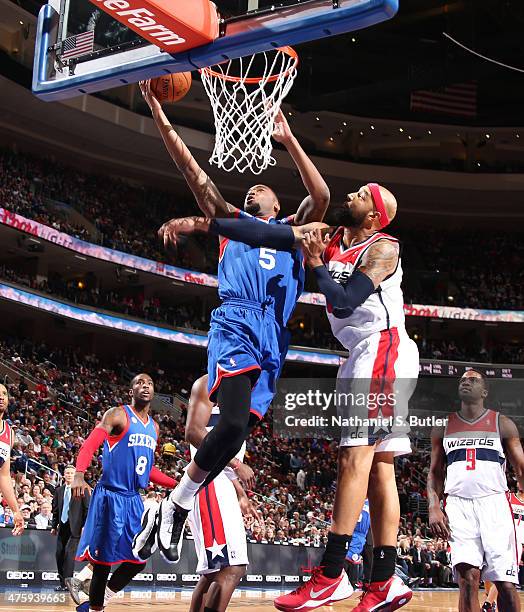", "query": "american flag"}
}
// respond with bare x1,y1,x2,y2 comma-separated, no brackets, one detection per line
410,81,477,118
60,30,95,60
